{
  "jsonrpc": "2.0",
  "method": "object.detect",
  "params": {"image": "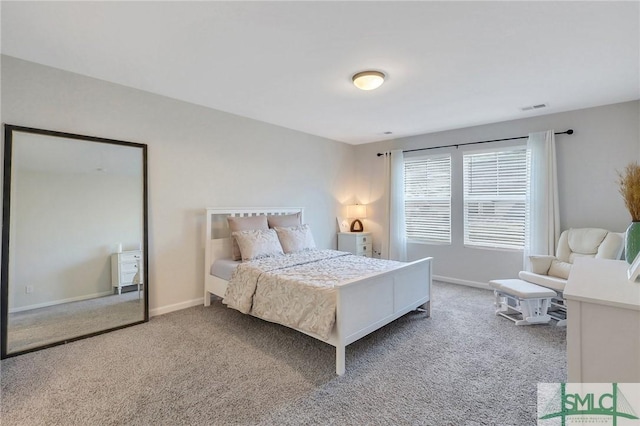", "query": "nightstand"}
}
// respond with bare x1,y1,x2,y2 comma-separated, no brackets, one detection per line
338,232,372,257
111,250,143,295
